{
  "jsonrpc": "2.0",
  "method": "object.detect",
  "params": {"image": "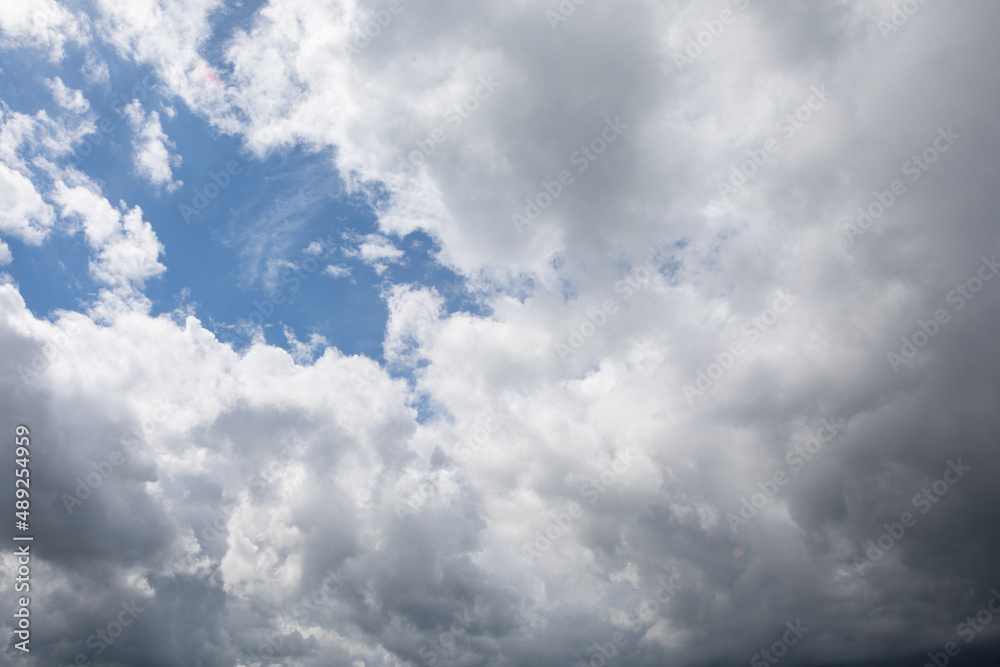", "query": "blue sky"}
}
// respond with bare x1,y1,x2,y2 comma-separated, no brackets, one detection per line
0,37,483,366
